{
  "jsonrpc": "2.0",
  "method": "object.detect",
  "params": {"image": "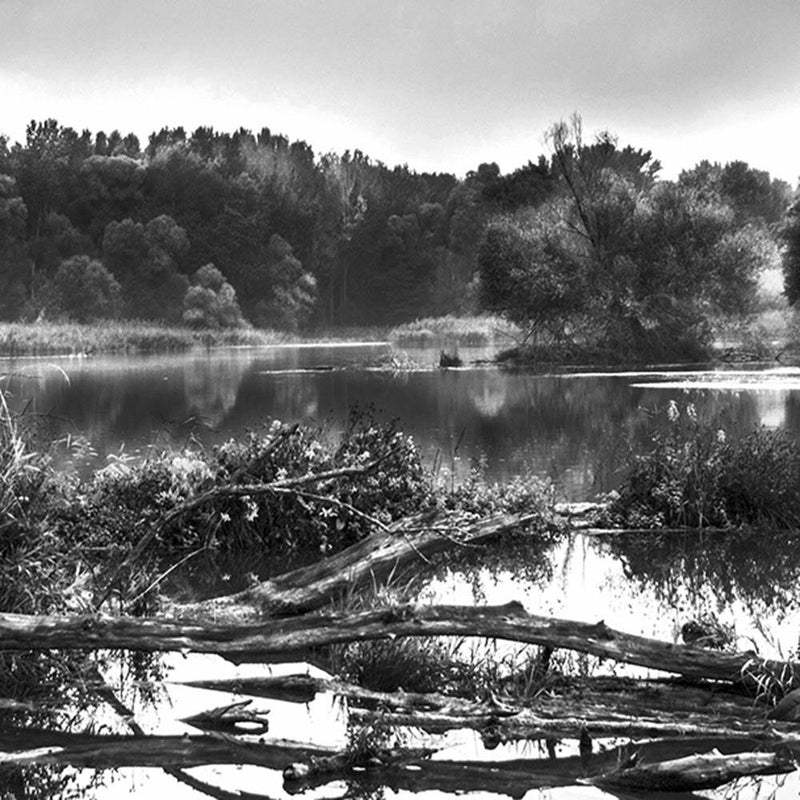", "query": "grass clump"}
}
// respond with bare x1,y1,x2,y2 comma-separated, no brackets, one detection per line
605,401,800,529
390,315,520,347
